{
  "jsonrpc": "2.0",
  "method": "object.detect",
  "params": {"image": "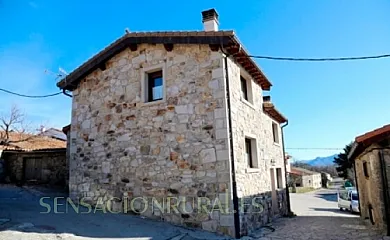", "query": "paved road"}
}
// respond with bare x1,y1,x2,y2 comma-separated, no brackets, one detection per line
0,185,227,240
0,185,387,240
261,188,385,240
